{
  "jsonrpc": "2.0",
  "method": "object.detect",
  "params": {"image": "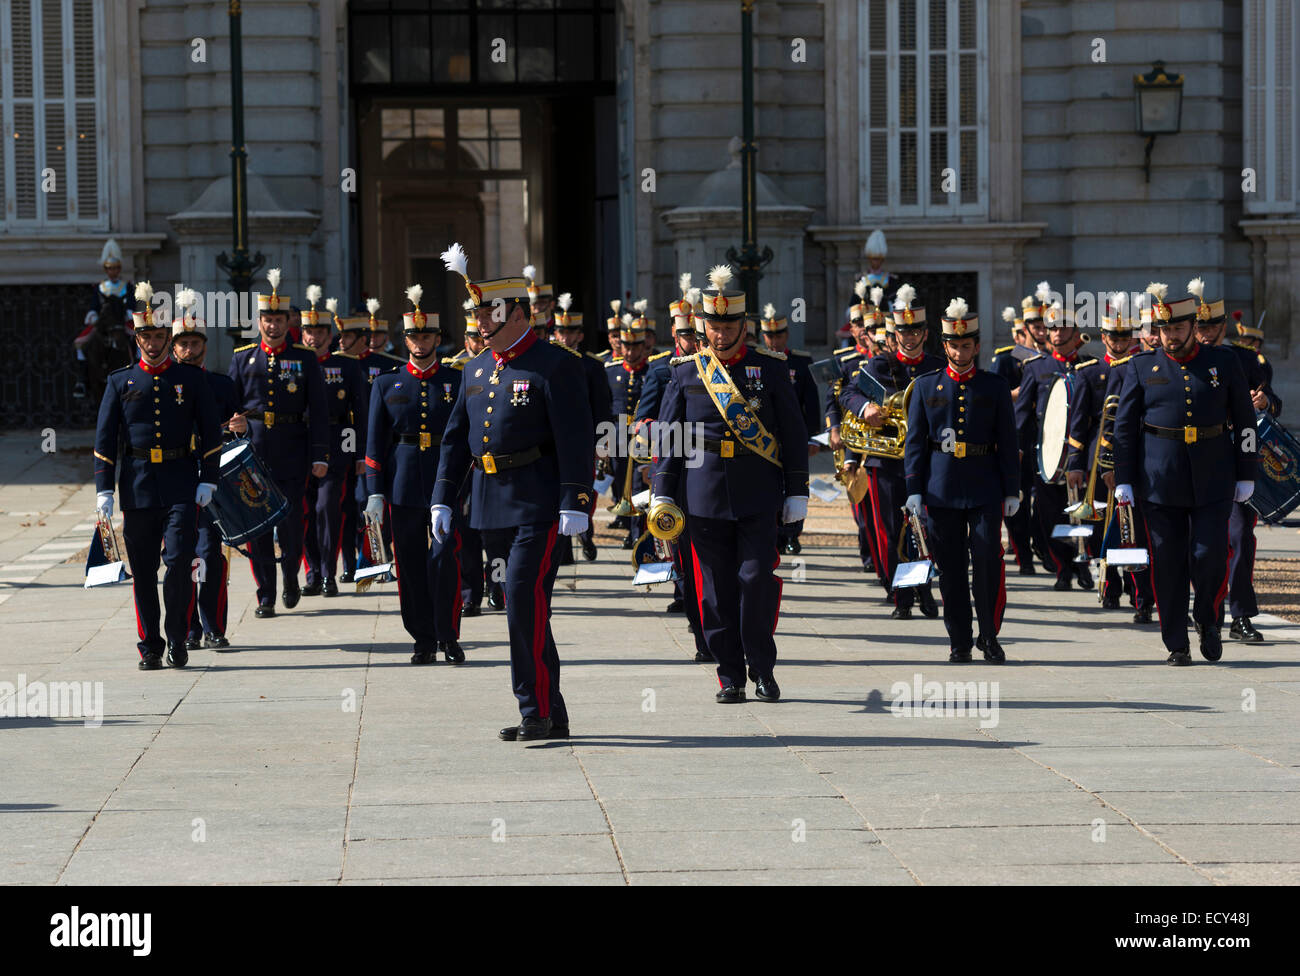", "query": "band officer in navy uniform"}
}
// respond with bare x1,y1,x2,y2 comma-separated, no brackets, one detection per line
432,244,594,742
650,265,810,703
94,282,222,669
227,269,330,616
1112,282,1258,665
903,297,1020,663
